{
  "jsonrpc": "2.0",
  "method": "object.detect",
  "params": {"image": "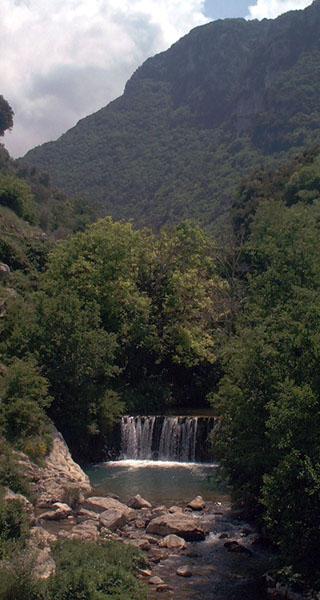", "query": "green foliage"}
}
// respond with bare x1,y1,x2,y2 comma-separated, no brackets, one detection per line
0,540,146,600
0,175,37,224
0,96,13,137
31,218,225,452
0,360,52,460
0,565,42,600
0,492,30,548
0,217,226,456
0,439,30,496
21,2,320,230
214,154,320,587
48,540,146,600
